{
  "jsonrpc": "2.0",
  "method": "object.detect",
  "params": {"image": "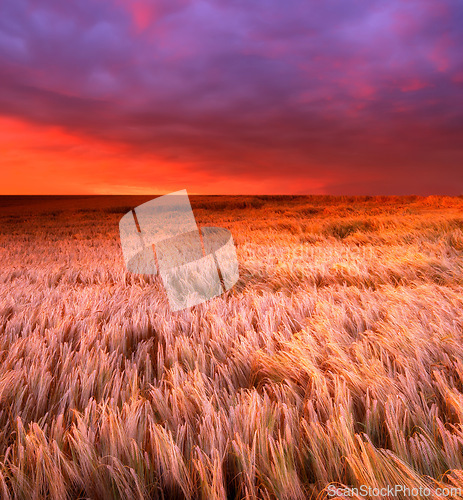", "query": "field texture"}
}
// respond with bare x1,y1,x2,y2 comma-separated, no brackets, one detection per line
1,195,463,499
